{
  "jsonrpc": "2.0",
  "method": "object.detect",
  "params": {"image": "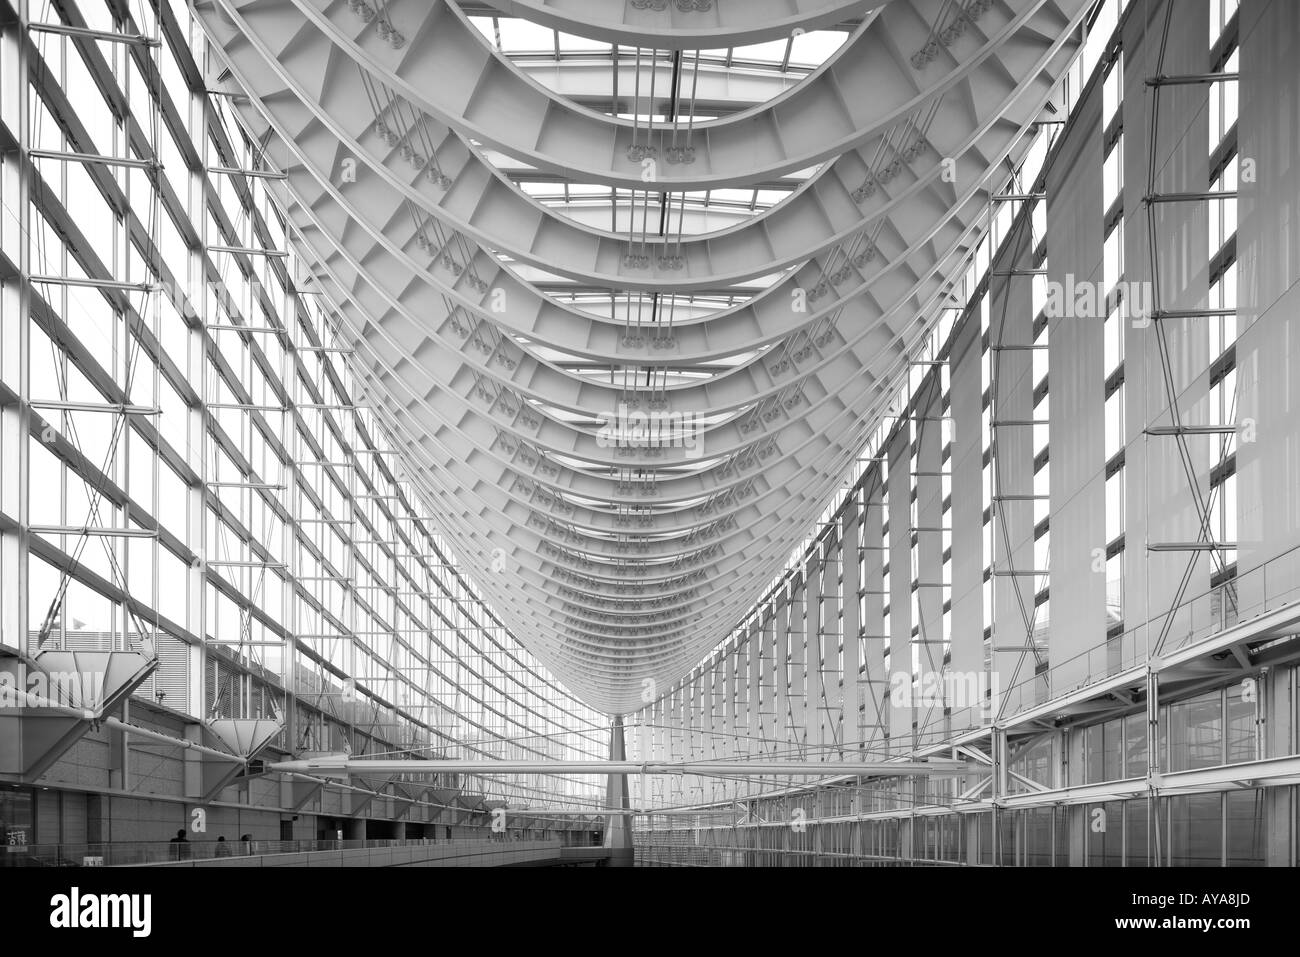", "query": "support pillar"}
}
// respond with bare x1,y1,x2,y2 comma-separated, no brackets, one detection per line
602,715,634,866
